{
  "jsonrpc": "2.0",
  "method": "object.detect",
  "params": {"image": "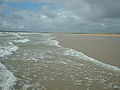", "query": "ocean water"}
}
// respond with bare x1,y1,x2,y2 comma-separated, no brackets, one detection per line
0,32,120,90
